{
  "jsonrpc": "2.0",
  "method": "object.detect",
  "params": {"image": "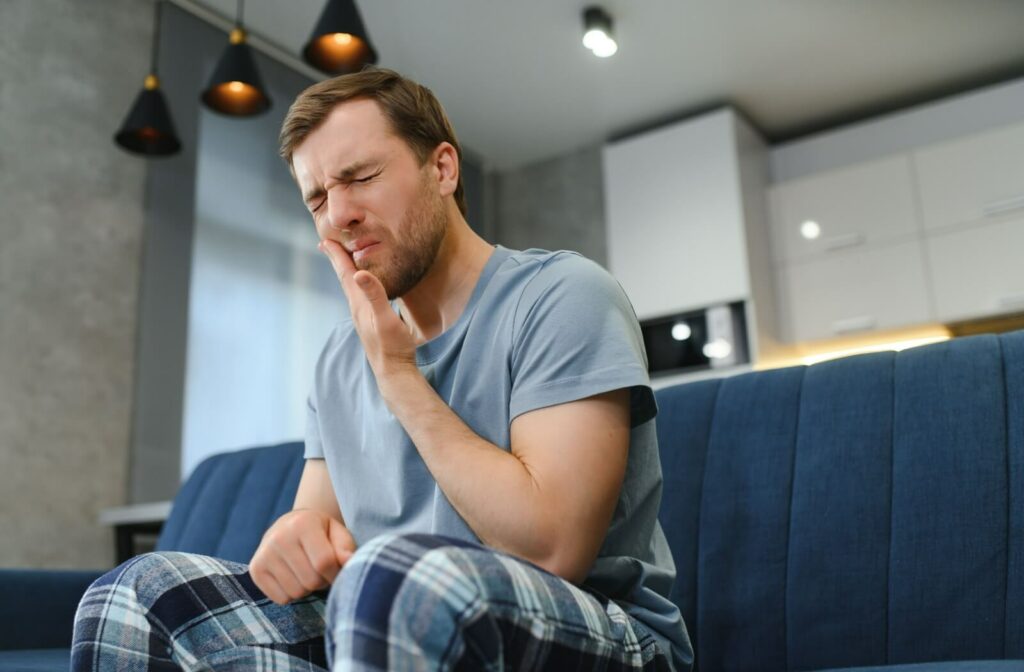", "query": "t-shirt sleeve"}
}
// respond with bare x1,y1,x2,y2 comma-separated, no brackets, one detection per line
304,392,324,459
509,253,657,427
304,323,343,460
